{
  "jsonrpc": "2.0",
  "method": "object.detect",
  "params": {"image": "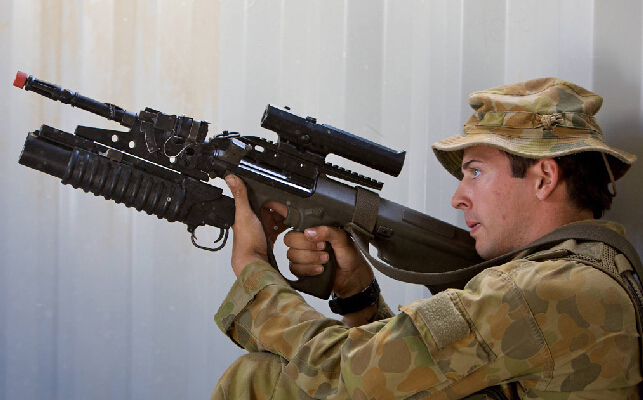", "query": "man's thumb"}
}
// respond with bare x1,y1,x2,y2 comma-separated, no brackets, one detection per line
225,174,252,216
